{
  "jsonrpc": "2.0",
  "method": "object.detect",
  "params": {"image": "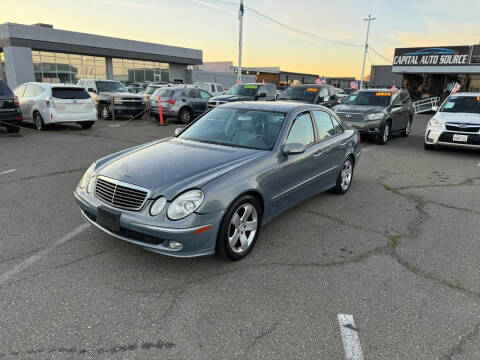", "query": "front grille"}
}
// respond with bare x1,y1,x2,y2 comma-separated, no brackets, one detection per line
445,123,480,133
336,112,365,122
439,132,480,145
95,176,149,211
120,98,145,106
